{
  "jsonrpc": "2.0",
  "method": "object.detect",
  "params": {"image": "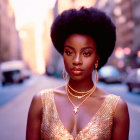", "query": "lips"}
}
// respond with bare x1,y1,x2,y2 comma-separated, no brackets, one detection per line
71,67,83,75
